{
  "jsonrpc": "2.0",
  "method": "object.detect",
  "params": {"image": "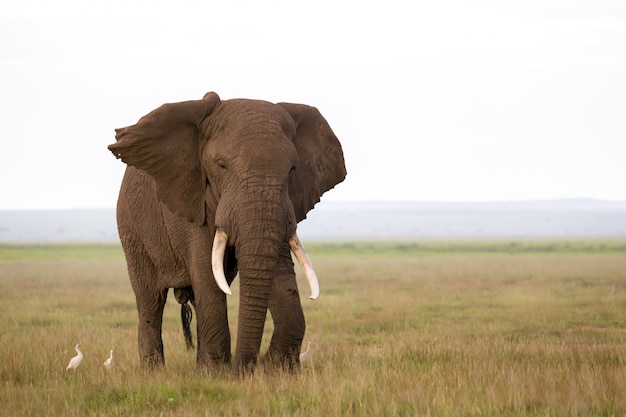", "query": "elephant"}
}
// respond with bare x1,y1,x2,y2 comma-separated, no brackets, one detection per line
108,92,346,372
